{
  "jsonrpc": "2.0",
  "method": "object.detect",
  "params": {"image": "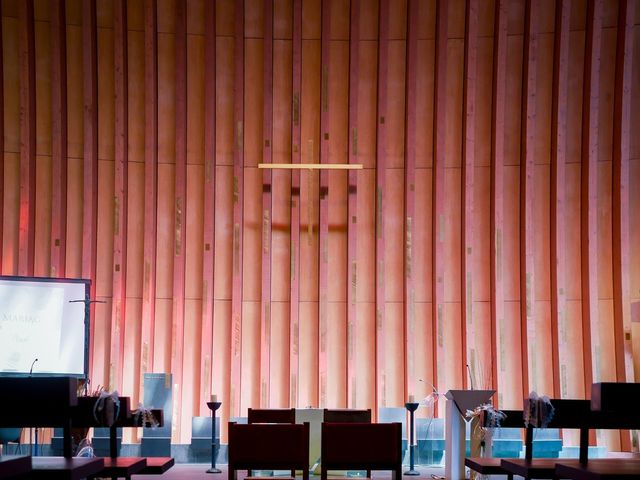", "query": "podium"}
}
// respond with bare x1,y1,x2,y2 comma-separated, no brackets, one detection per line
444,390,495,480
